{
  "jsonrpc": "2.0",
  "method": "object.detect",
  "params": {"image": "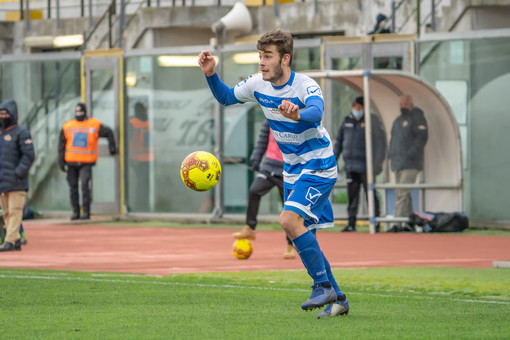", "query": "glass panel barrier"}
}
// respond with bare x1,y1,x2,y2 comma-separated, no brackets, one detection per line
419,36,510,220
0,58,81,212
125,54,216,213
